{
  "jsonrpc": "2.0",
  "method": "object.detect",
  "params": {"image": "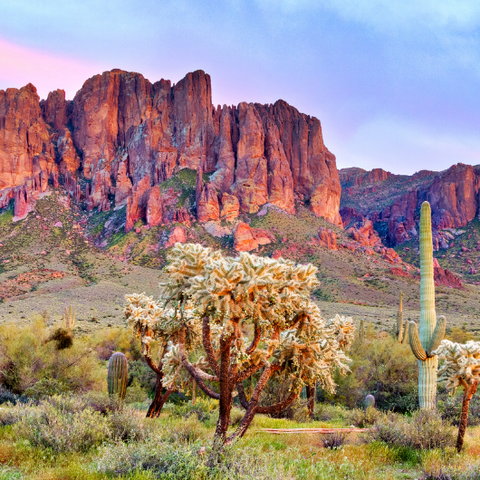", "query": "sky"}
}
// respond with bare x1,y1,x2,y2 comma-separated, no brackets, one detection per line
0,0,479,175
